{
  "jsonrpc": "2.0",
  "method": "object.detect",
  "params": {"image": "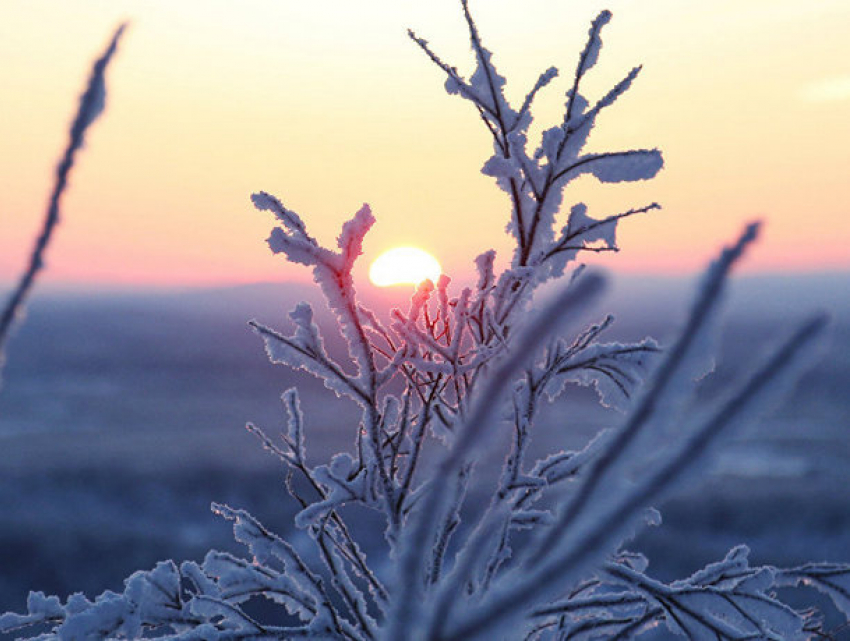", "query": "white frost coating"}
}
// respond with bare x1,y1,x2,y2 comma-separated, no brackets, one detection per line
418,5,661,276
474,250,496,292
180,560,218,598
266,226,332,267
566,203,616,248
336,203,374,272
480,155,516,180
0,592,62,634
578,10,612,78
294,466,364,528
423,228,829,641
251,191,308,235
515,66,557,139
586,149,664,183
550,338,661,411
601,550,807,641
468,46,517,124
253,200,386,397
590,65,642,116
250,318,363,403
212,503,328,608
531,430,612,485
554,93,592,162
776,564,850,618
283,388,306,464
540,126,565,164
444,75,463,95
289,302,320,352
408,278,434,322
